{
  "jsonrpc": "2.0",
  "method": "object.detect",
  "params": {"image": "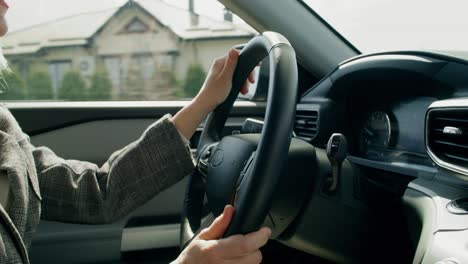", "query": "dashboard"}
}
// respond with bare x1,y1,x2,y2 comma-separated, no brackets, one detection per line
289,51,468,264
295,51,468,172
